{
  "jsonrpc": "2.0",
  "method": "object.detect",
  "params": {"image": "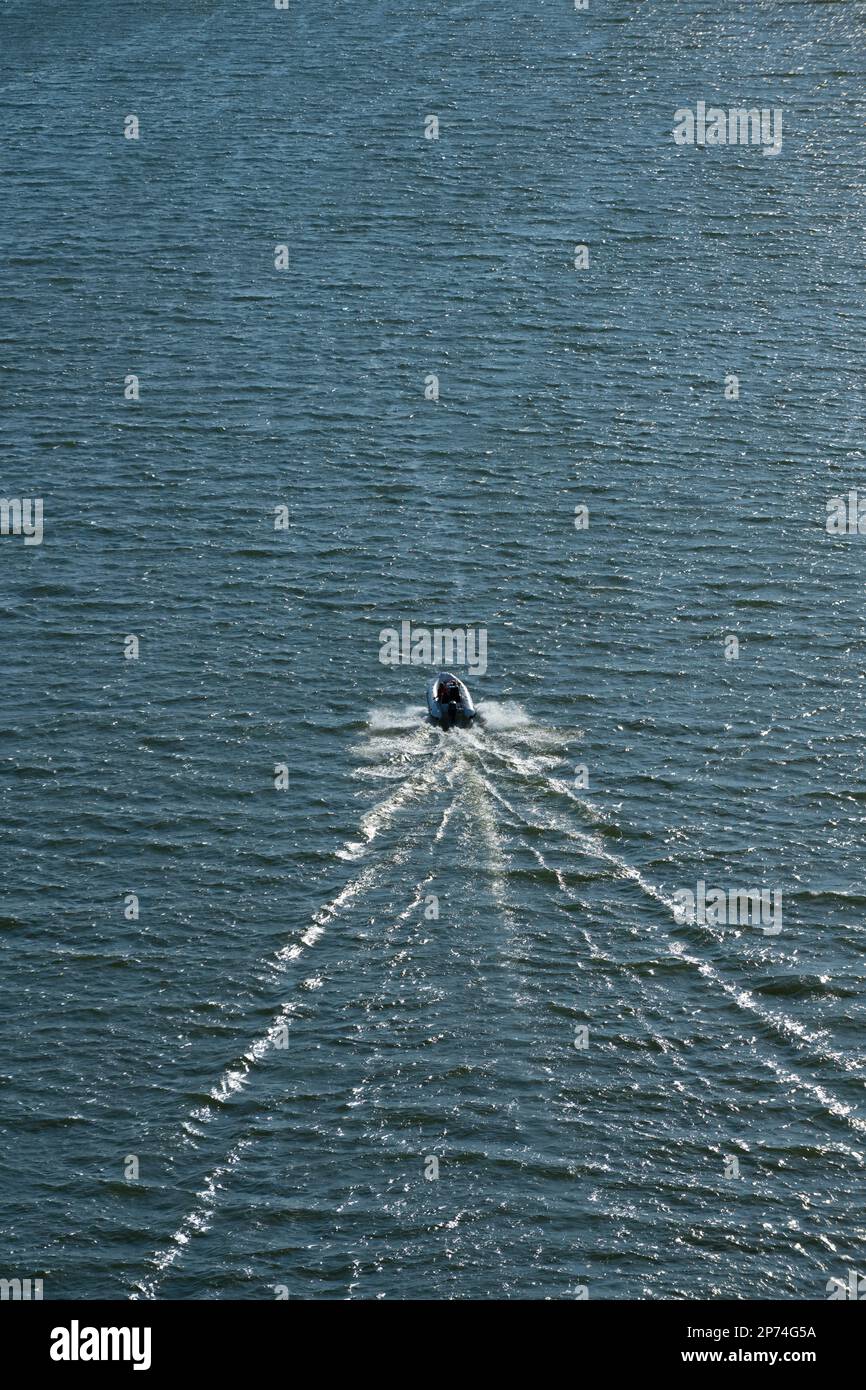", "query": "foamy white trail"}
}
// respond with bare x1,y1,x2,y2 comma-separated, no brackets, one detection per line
474,753,866,1136
188,747,446,1127
137,703,866,1295
347,792,459,1114
134,715,452,1296
473,727,619,828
